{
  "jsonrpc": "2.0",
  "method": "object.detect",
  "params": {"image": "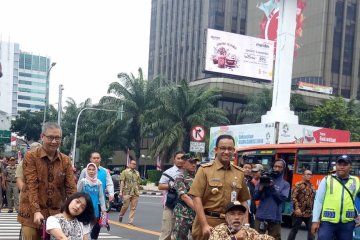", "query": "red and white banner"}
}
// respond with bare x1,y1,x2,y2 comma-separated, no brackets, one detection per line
278,123,350,144
126,148,131,167
156,156,161,171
